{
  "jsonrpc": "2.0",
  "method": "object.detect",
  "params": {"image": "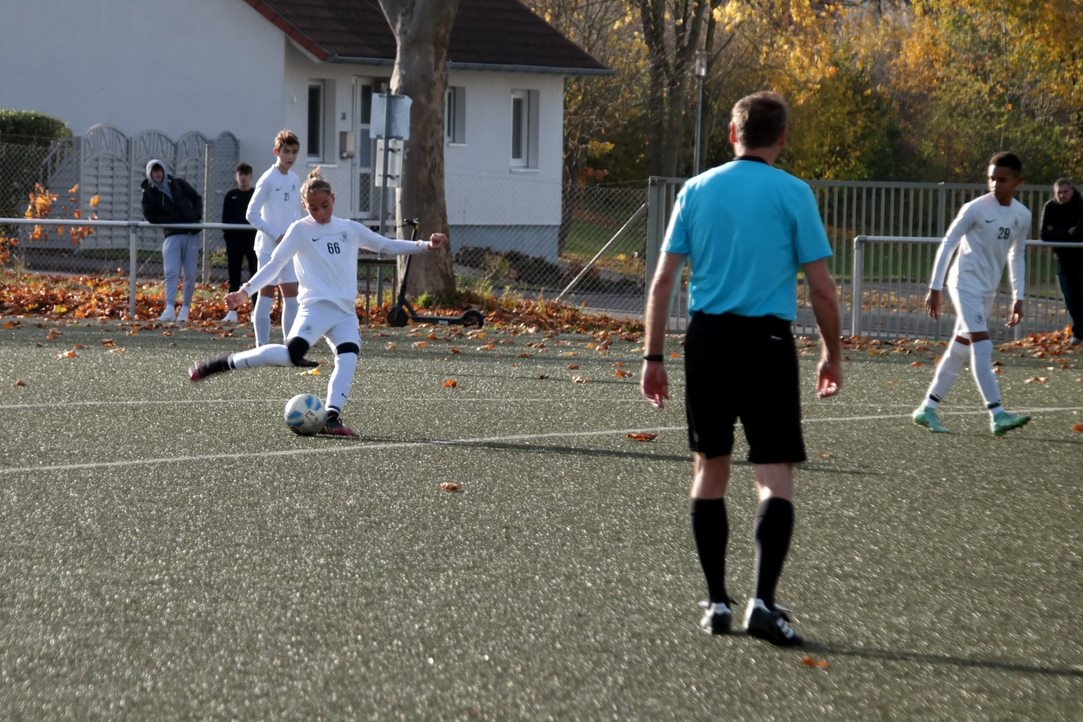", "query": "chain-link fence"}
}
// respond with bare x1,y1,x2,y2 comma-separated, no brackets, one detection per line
1,131,650,326
0,127,238,282
2,132,650,318
451,183,648,315
8,130,1071,339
